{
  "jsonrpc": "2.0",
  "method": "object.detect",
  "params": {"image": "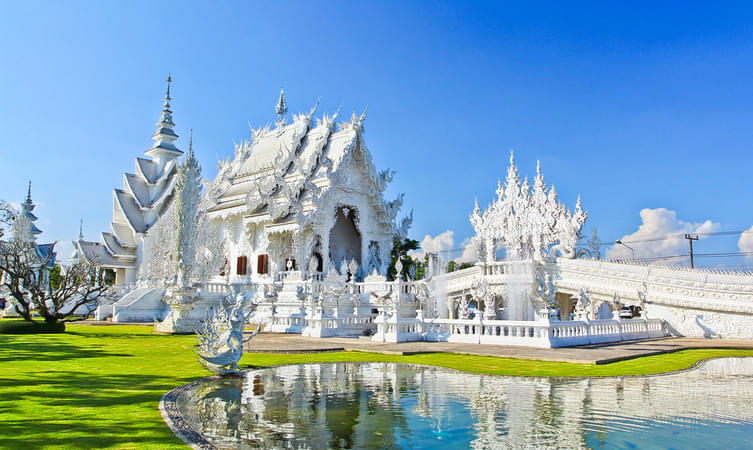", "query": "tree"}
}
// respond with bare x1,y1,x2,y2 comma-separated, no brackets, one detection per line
387,237,422,280
49,264,62,290
0,239,110,323
0,207,110,324
0,200,14,239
